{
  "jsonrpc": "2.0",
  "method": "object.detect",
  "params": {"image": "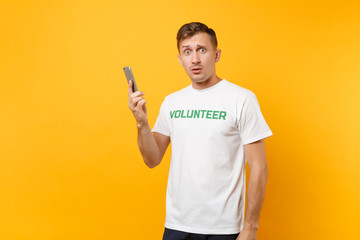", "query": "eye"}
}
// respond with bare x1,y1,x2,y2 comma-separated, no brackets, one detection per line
184,49,191,55
199,48,206,53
